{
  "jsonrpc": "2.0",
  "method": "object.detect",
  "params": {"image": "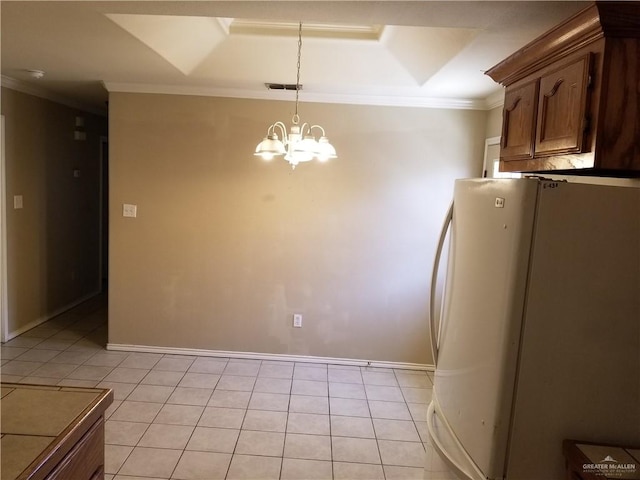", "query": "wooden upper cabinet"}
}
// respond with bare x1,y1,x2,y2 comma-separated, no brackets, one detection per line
501,81,538,161
486,2,640,176
535,54,591,157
